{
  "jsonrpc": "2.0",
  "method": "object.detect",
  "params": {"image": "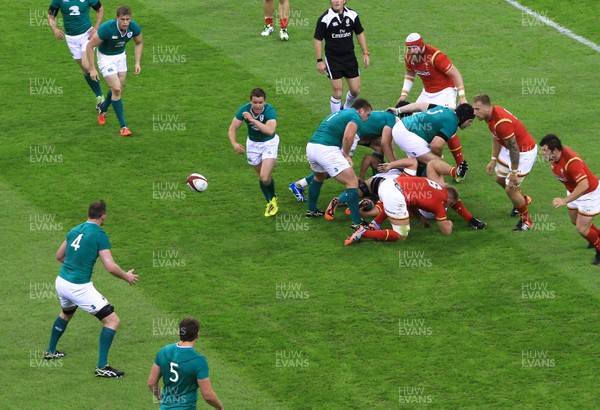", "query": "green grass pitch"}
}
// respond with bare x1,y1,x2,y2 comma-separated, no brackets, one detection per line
1,0,599,408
